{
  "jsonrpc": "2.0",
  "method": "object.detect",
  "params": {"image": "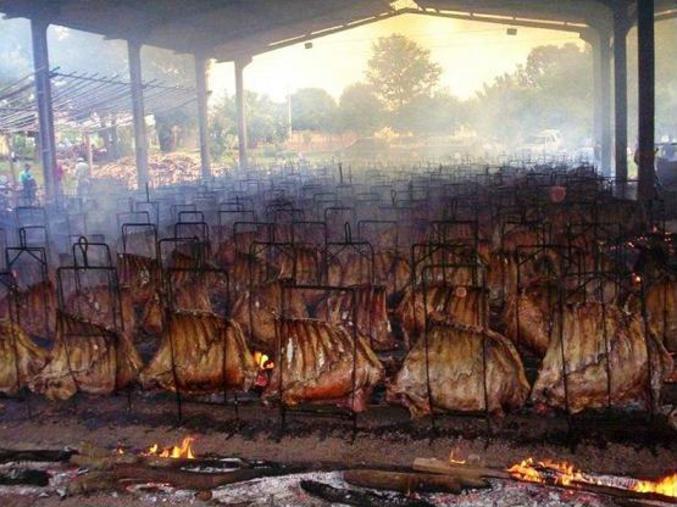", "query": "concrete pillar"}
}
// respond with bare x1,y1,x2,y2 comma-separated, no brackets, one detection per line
127,40,149,189
587,27,613,177
599,35,612,177
235,57,251,171
613,5,629,185
637,0,656,201
30,18,59,201
194,55,211,180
